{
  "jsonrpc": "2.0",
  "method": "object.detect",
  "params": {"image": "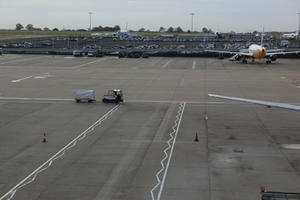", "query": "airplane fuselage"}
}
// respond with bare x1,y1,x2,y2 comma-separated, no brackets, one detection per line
248,44,266,59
